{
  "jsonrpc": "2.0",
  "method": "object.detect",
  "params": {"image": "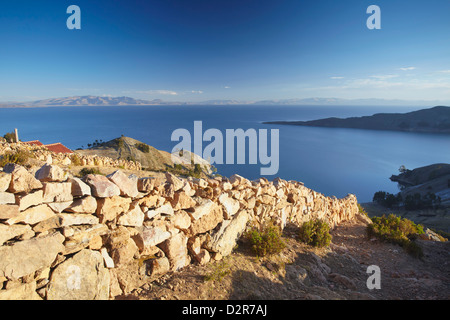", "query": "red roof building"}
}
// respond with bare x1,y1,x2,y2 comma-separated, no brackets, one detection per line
23,140,73,154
